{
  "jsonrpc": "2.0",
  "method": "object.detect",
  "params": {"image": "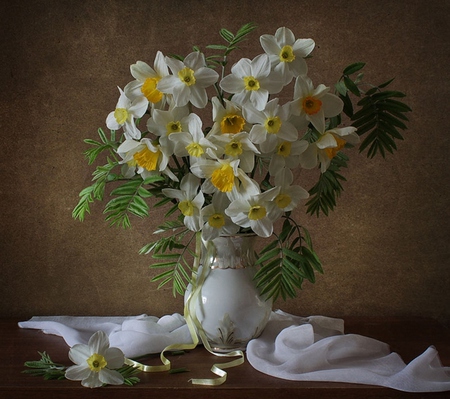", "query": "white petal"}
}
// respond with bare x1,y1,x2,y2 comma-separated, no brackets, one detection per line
260,34,281,56
230,58,252,77
307,108,326,133
293,38,315,57
68,344,90,365
104,347,125,369
99,369,124,386
106,112,121,130
88,331,109,355
220,74,245,94
172,84,191,107
195,67,219,87
322,93,344,117
251,218,273,238
189,86,208,109
275,27,295,45
65,364,91,381
251,54,271,78
250,90,269,111
157,75,180,94
82,372,103,388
